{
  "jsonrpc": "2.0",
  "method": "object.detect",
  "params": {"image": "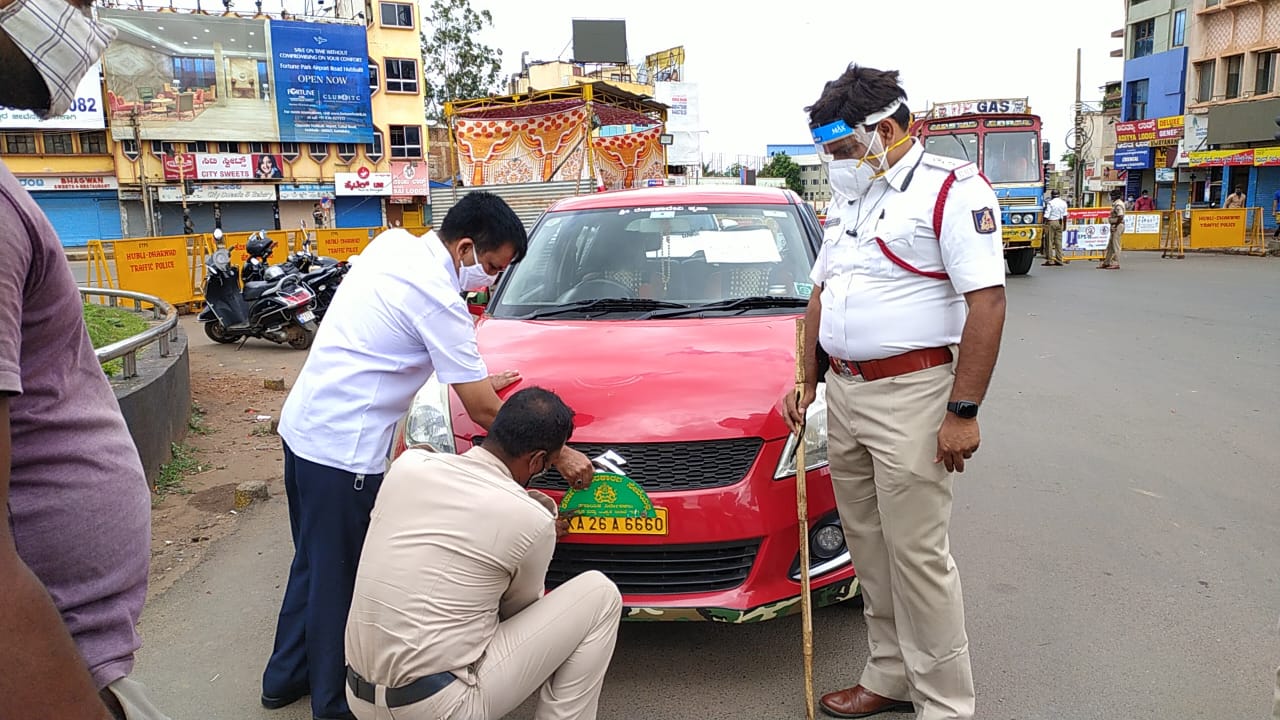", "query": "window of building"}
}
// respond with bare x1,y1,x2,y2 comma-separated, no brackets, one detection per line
379,1,414,28
337,143,358,163
1131,19,1154,59
4,133,36,154
1172,10,1186,47
280,142,301,162
385,58,419,94
368,60,380,94
1196,61,1215,102
1126,79,1149,120
150,140,178,156
389,125,422,158
1256,51,1277,95
249,142,270,154
365,129,384,162
308,143,329,162
170,57,217,91
43,132,74,155
79,131,107,155
121,139,139,162
1225,54,1243,99
218,142,239,154
1205,0,1220,7
191,140,210,153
